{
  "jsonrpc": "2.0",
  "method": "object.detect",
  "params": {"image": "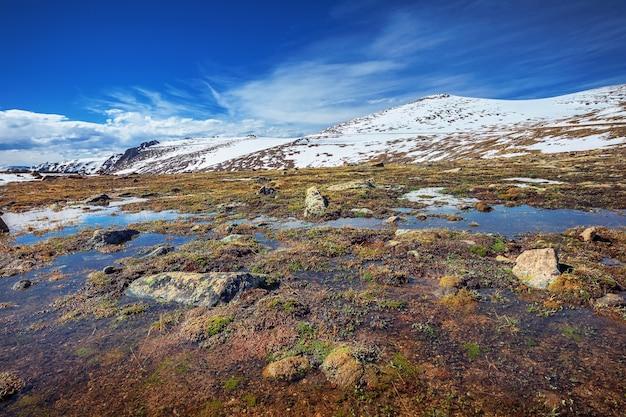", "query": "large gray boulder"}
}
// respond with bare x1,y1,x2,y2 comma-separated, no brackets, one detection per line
126,271,267,306
304,186,329,217
512,248,560,289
